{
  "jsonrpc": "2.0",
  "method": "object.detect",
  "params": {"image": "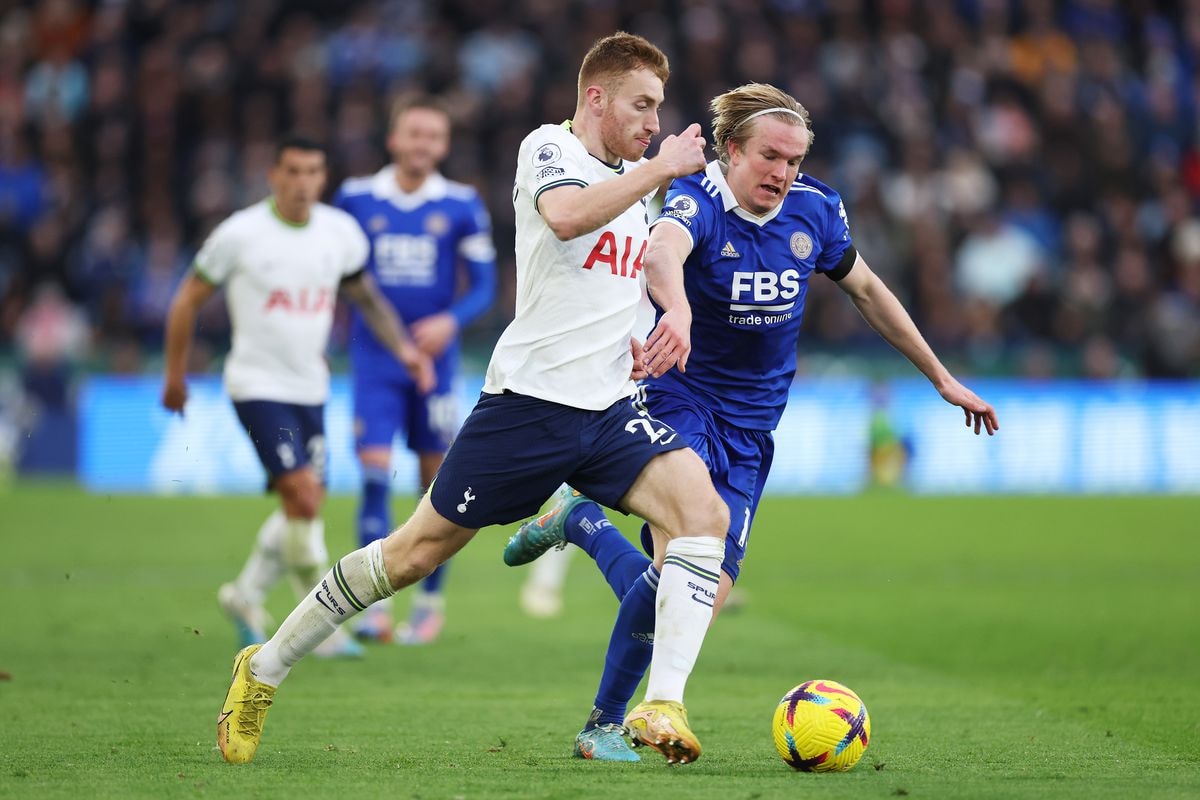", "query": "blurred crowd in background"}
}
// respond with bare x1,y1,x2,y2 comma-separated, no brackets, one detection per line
1,0,1199,433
